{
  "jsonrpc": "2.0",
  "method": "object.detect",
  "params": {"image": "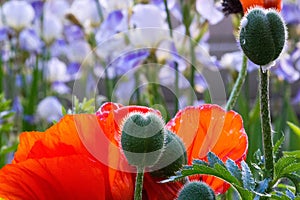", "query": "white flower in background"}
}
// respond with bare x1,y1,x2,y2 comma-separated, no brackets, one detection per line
43,13,63,44
44,0,70,20
66,40,93,66
2,0,35,31
68,0,101,29
36,96,63,122
45,57,69,82
129,4,168,47
196,0,224,25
